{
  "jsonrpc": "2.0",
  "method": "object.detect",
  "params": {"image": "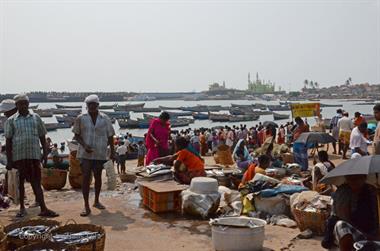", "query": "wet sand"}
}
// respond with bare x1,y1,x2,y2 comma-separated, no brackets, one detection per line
0,146,353,251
